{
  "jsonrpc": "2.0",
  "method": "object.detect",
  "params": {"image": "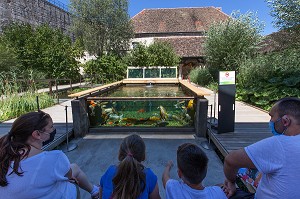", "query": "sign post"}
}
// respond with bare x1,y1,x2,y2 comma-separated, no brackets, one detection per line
218,71,236,133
